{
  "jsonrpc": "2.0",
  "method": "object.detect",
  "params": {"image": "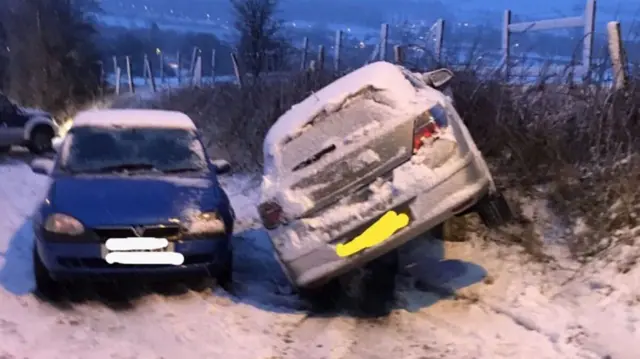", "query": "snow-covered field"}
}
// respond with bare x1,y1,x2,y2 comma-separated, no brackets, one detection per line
1,150,639,358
